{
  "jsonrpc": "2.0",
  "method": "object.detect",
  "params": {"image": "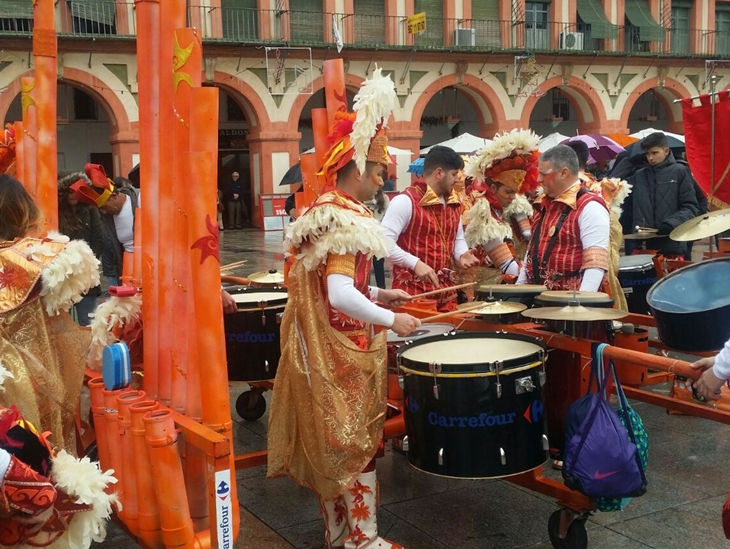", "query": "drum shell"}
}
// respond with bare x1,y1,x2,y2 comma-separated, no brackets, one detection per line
618,256,656,315
647,257,730,352
398,332,548,479
224,286,287,381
